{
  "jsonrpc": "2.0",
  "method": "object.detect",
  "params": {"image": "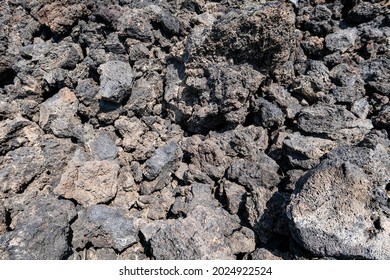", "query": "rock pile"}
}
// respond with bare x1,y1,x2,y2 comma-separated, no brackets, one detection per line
0,0,389,259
